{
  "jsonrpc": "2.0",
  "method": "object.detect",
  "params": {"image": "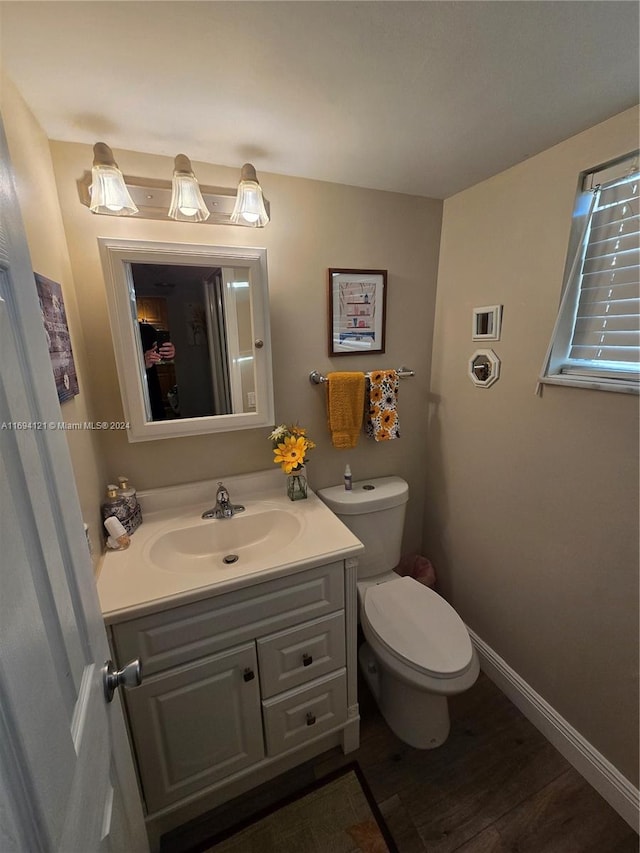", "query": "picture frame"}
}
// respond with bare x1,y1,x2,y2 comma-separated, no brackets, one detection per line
34,273,79,403
472,304,502,341
328,268,387,355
